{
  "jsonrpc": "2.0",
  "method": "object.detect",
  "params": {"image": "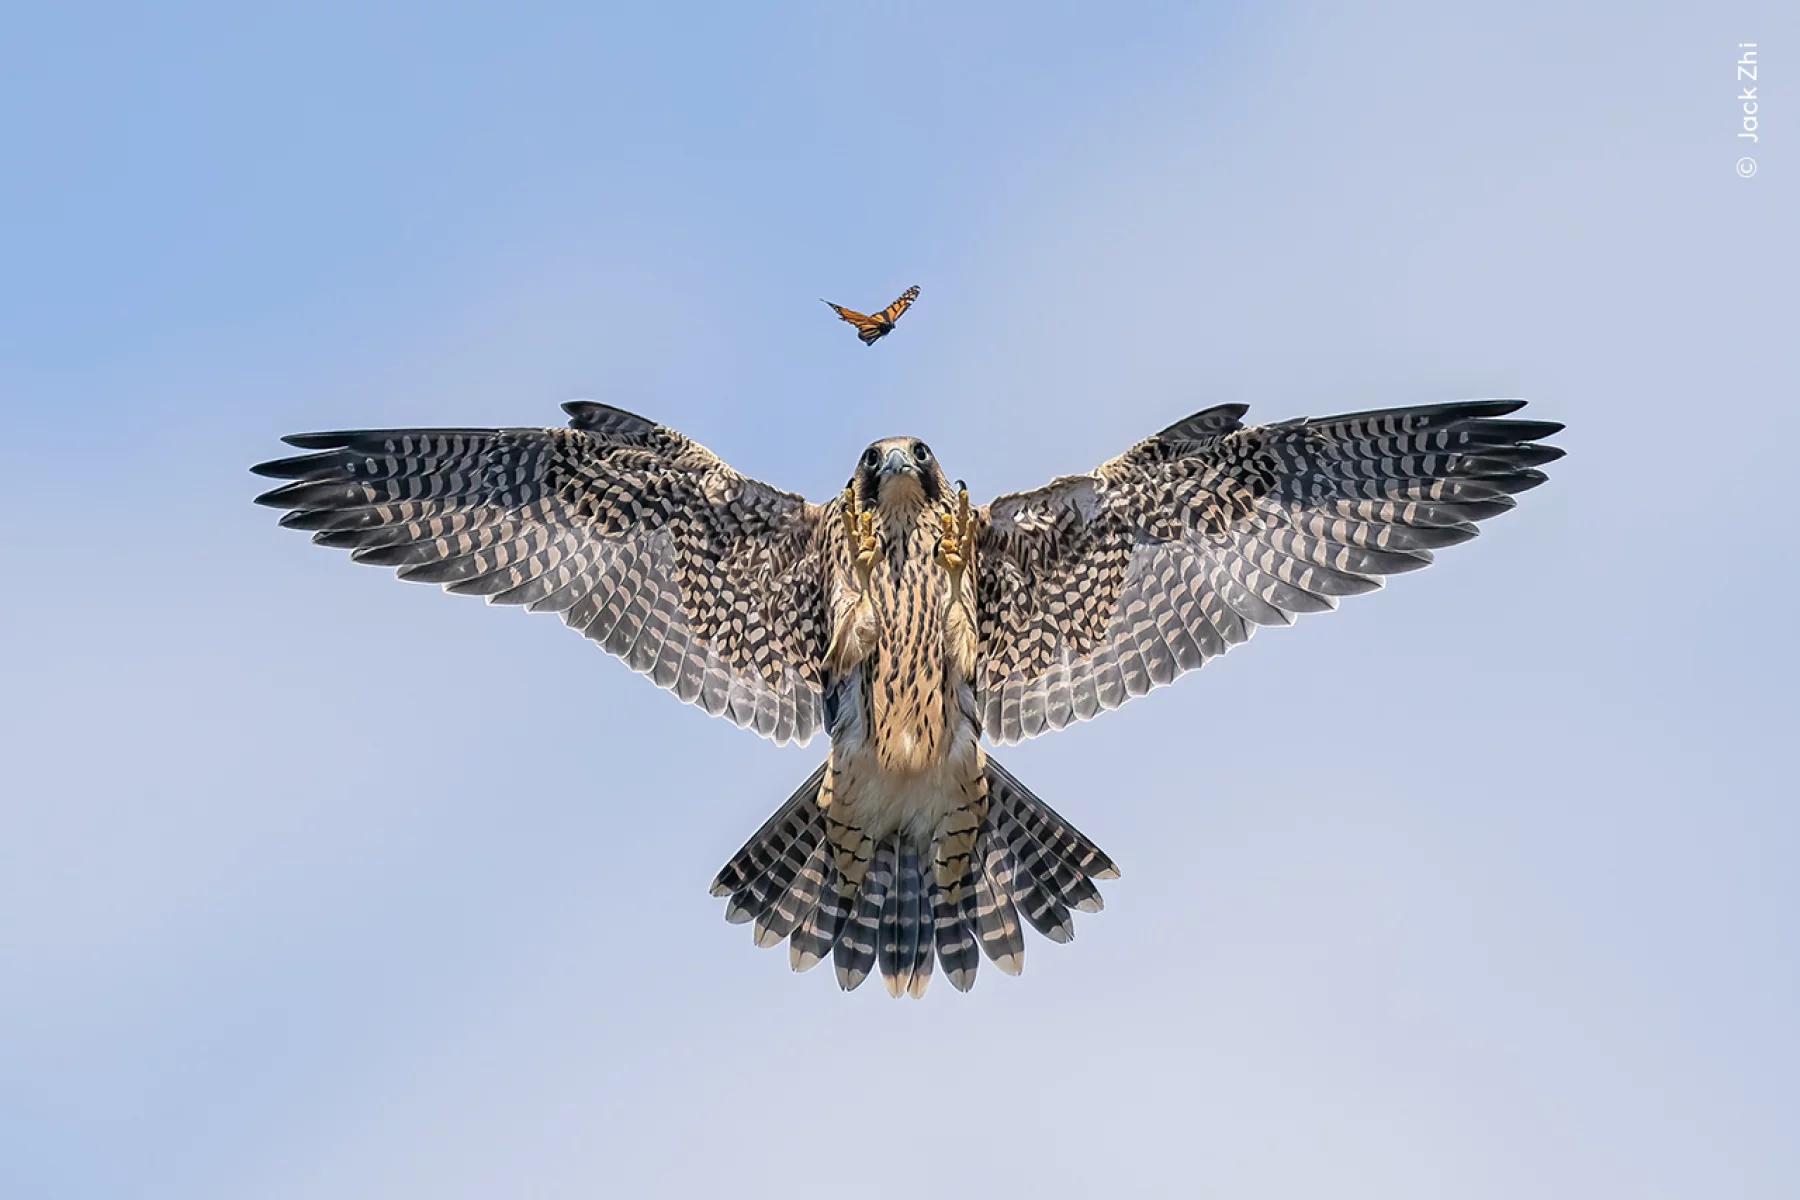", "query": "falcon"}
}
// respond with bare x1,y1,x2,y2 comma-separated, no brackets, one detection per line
252,397,1562,996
